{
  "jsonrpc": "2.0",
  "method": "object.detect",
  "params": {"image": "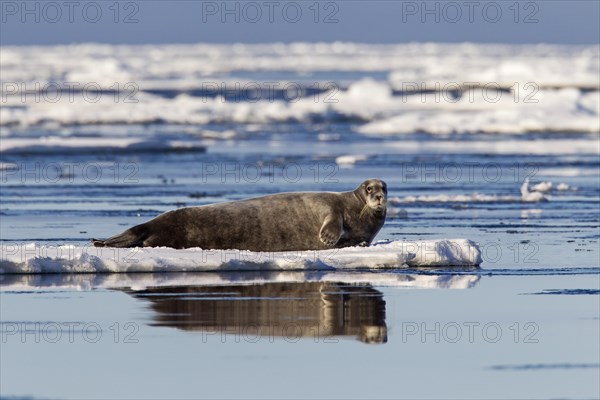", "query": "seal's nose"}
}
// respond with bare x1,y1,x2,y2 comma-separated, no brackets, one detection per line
375,194,384,204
